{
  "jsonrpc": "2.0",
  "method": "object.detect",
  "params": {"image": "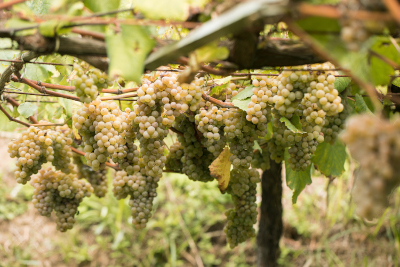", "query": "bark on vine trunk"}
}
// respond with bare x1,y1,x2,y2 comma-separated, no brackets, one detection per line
257,161,283,267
